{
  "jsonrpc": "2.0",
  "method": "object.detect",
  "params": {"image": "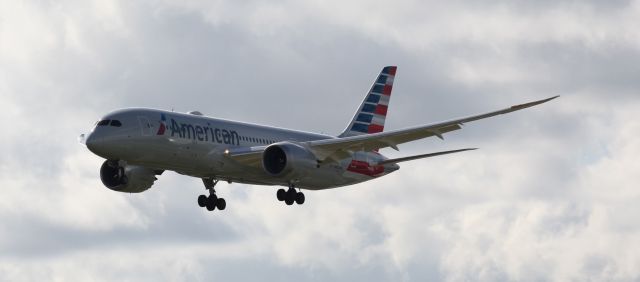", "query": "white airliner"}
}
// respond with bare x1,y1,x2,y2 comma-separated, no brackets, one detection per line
82,66,557,212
